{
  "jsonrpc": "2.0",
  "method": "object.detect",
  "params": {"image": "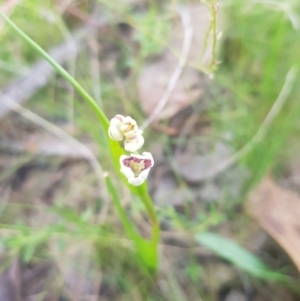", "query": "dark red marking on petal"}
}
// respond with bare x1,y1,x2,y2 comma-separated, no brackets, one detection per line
144,159,152,169
132,157,142,163
123,158,131,167
122,156,153,172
